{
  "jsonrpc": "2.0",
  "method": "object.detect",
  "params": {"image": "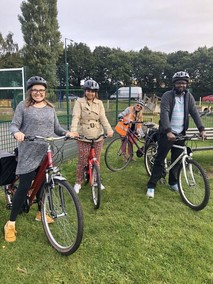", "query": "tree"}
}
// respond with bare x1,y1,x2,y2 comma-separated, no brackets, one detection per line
0,32,23,68
132,47,167,94
18,0,63,87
